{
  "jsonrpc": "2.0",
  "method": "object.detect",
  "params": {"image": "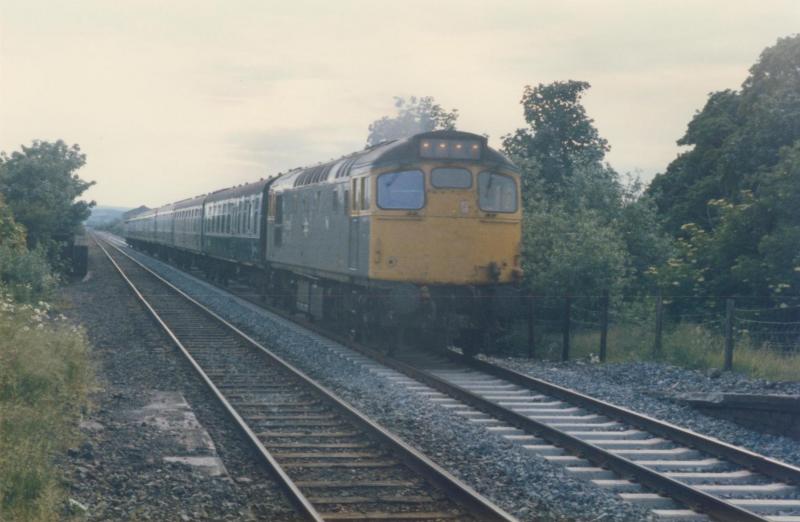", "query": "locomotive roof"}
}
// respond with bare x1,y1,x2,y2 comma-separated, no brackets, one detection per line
269,130,517,192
